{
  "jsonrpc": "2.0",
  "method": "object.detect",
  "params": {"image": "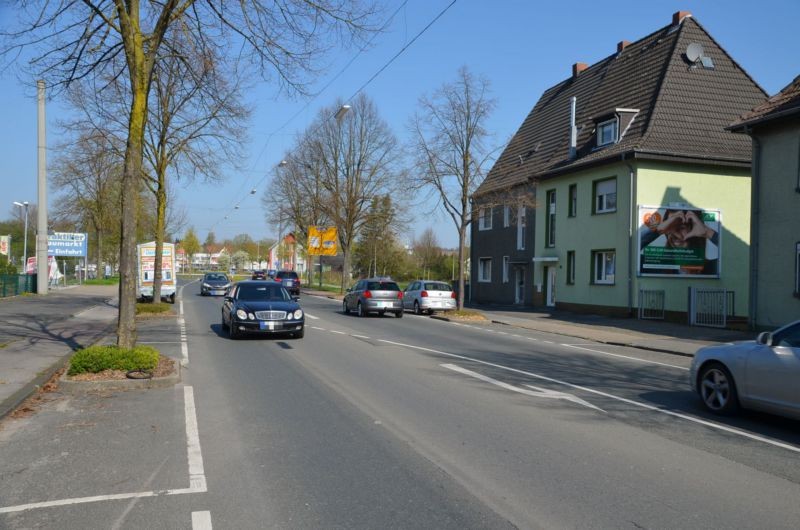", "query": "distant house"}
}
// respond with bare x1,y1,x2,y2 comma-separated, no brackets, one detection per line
268,233,307,273
471,11,766,321
729,75,800,328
